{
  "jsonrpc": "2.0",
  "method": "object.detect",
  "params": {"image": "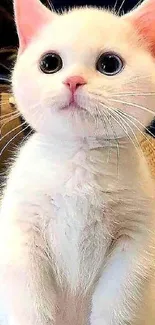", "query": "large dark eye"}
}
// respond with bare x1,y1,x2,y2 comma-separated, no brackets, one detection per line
96,52,124,76
39,53,63,74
